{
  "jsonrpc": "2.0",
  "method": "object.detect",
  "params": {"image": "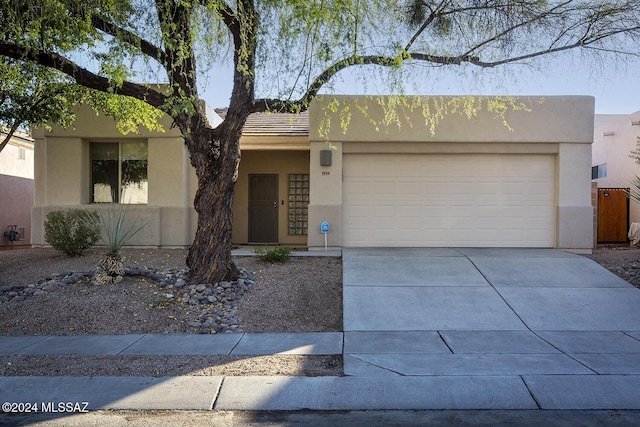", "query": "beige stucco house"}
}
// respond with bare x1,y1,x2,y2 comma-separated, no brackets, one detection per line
31,95,595,253
30,103,310,248
0,129,34,247
591,111,640,243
